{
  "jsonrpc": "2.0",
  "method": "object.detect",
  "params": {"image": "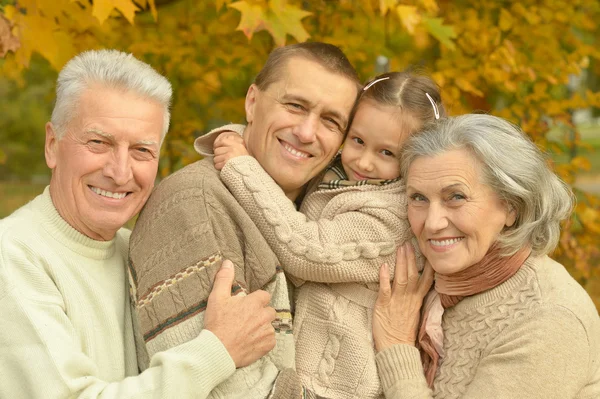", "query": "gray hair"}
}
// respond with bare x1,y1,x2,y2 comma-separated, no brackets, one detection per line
51,49,172,142
400,114,574,257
